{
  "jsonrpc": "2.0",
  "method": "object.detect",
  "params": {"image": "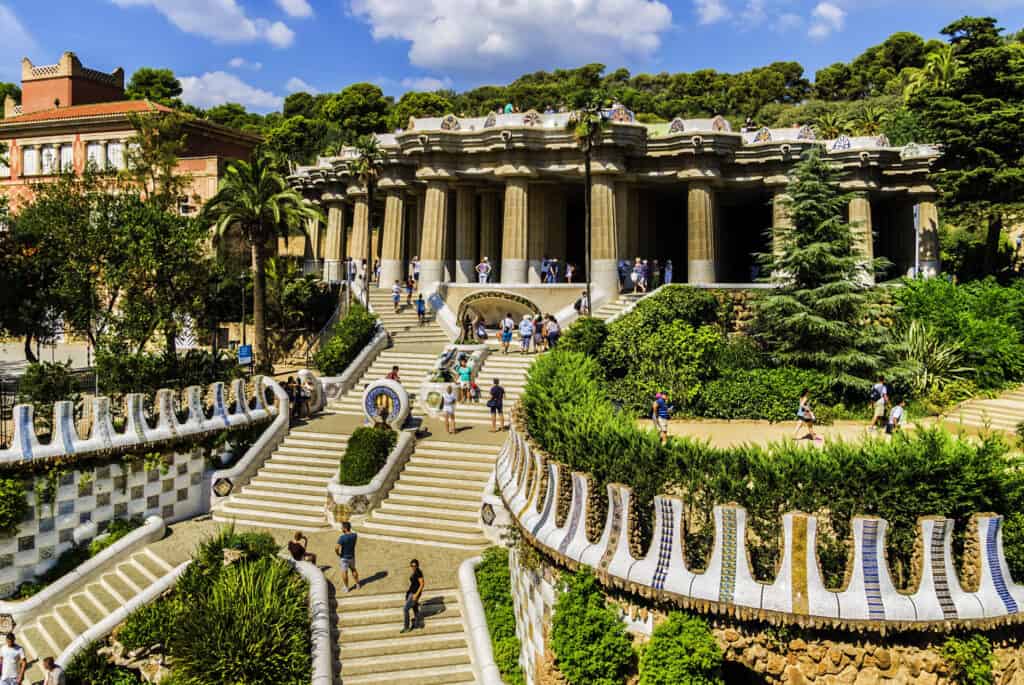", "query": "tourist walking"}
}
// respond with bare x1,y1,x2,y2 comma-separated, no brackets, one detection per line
500,312,515,354
462,313,474,342
401,559,425,633
391,280,402,313
416,294,427,325
652,259,662,289
41,657,64,685
489,378,506,432
519,316,534,354
578,290,590,316
0,632,26,685
474,316,488,343
405,276,415,306
632,258,644,293
887,399,906,435
442,384,457,433
410,256,421,286
652,392,670,445
565,263,575,283
546,315,561,348
335,521,359,592
288,531,317,564
476,257,492,283
794,388,819,441
533,315,544,351
868,375,889,431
